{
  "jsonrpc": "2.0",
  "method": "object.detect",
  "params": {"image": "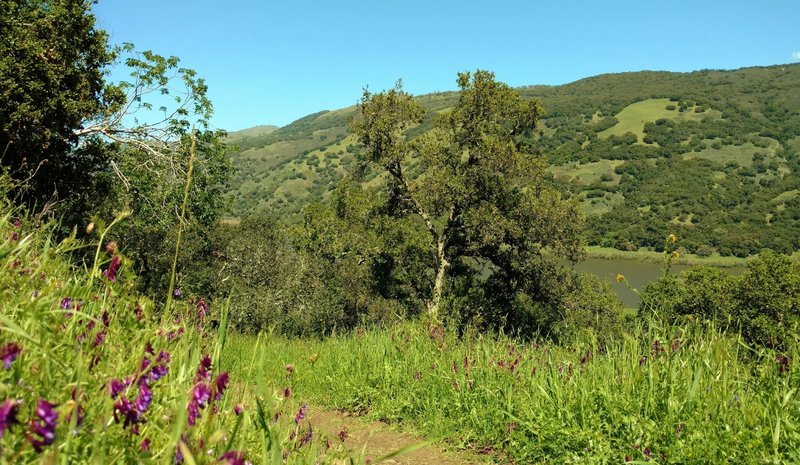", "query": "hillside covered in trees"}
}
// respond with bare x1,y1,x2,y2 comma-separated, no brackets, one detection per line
226,64,800,257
